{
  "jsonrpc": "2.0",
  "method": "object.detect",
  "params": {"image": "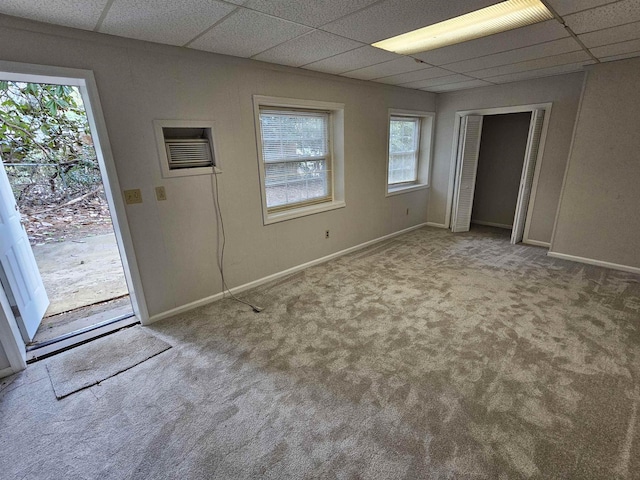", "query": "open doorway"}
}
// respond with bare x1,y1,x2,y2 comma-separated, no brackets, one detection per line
0,62,145,368
0,80,133,346
449,104,550,245
470,112,532,232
